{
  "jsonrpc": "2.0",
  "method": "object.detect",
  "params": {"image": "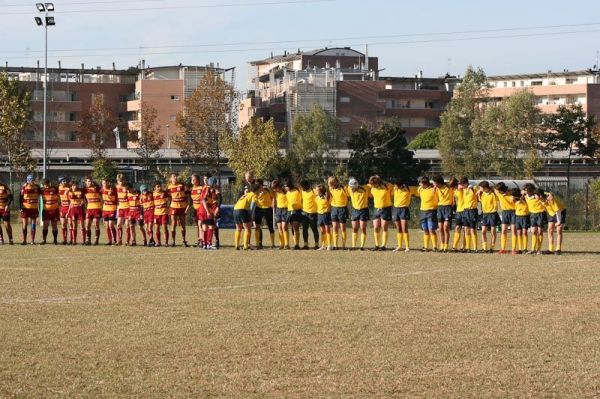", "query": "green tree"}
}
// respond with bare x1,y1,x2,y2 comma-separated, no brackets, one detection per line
77,94,120,160
406,128,440,150
91,158,118,182
288,104,338,181
347,120,425,182
0,72,36,185
223,118,283,182
543,104,598,196
128,101,164,180
439,66,488,178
